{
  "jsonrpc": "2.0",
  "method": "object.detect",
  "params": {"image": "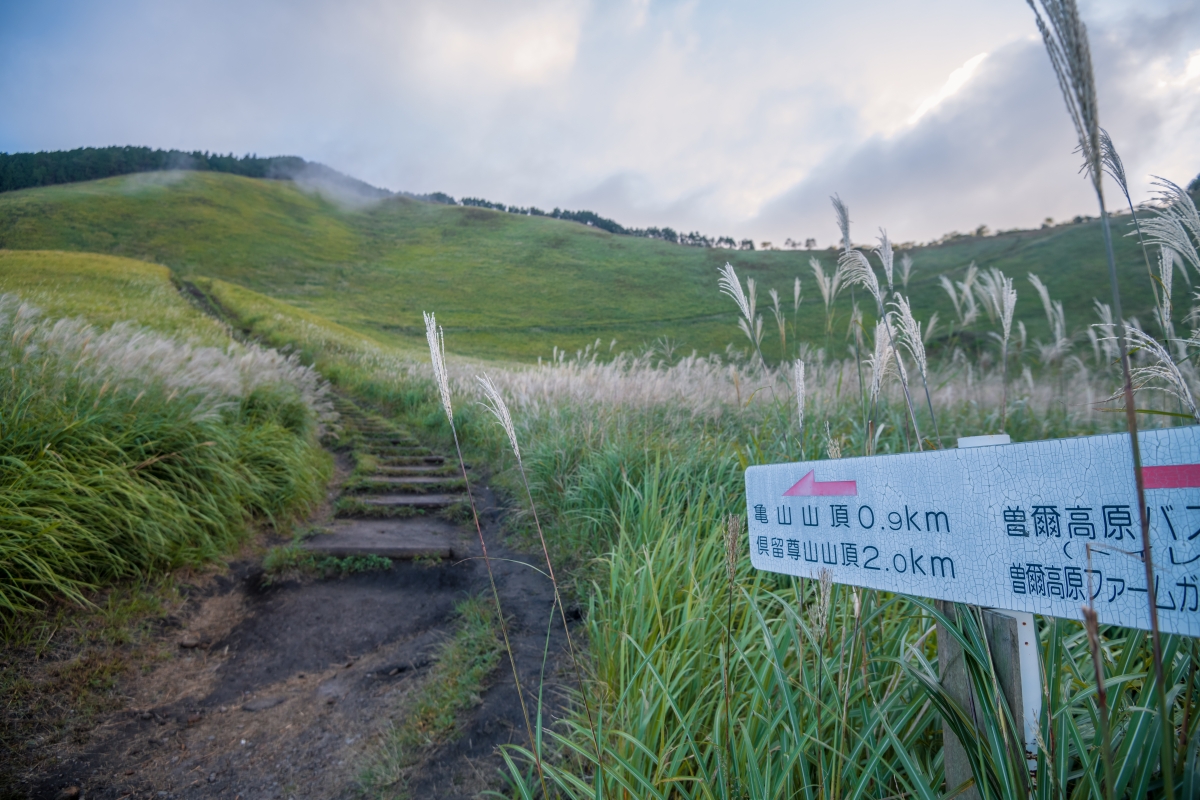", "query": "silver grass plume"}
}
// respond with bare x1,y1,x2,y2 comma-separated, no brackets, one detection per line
838,249,883,311
1158,248,1176,339
724,514,741,585
477,374,601,771
825,422,843,460
1028,0,1101,192
867,317,895,409
939,275,964,323
843,237,922,445
999,273,1018,346
893,295,928,378
424,311,453,424
794,359,805,436
793,276,803,313
1030,274,1070,366
1093,300,1120,362
811,568,834,642
958,263,981,326
811,257,842,312
1142,177,1200,277
875,229,895,296
974,267,1007,324
719,263,765,363
1104,326,1200,423
770,288,787,354
849,301,864,350
923,311,940,344
831,194,851,254
1099,129,1129,202
900,252,914,291
477,373,519,461
718,263,752,319
1030,7,1174,718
